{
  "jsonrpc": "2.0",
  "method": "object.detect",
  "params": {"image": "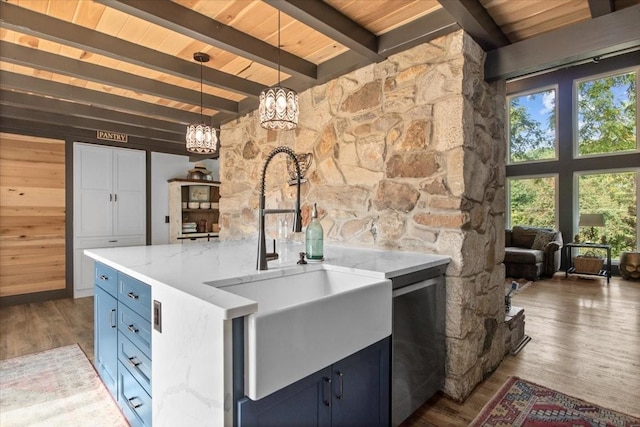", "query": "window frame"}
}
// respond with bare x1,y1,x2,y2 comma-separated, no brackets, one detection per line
506,173,559,230
573,66,639,159
506,84,559,166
